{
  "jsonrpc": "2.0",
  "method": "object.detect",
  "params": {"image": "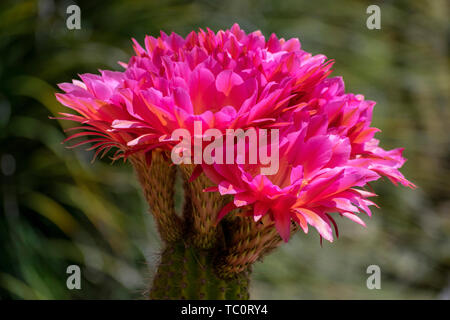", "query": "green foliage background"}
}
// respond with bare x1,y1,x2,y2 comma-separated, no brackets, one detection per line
0,0,448,299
